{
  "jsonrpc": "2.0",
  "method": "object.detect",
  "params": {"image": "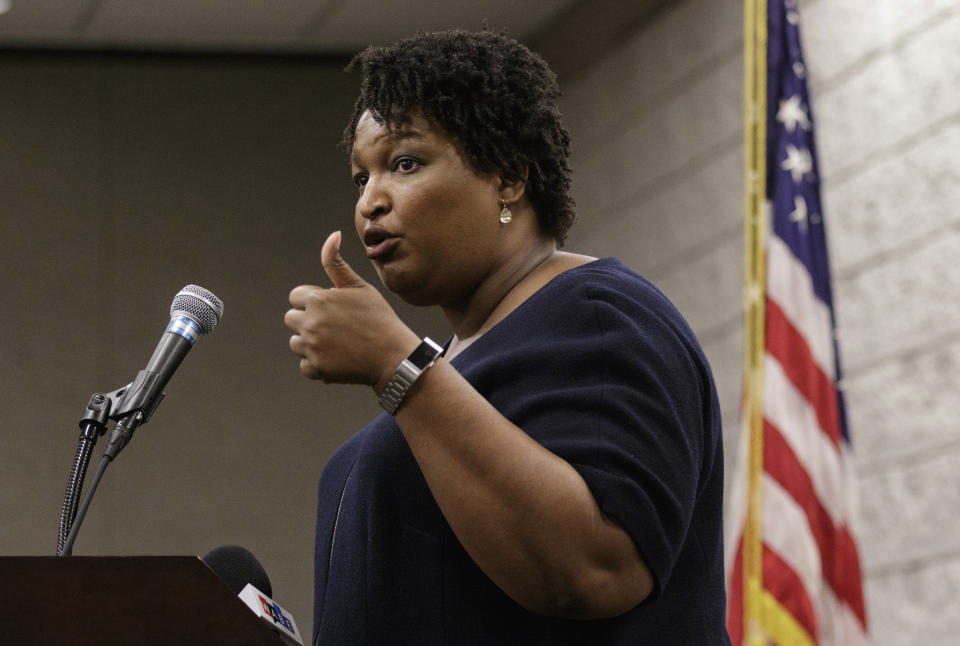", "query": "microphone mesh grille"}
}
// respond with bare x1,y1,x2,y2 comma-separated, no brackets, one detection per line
170,284,224,334
202,545,272,597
